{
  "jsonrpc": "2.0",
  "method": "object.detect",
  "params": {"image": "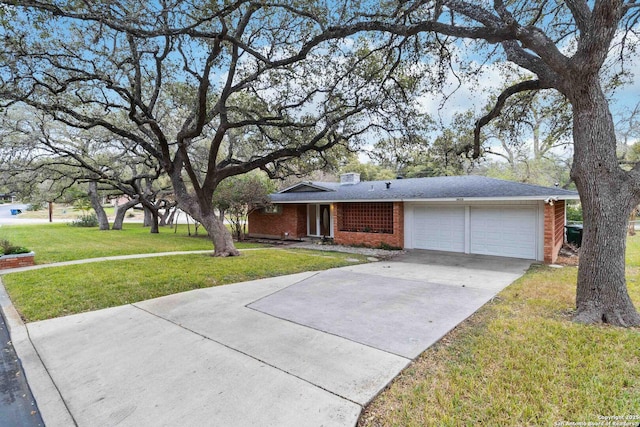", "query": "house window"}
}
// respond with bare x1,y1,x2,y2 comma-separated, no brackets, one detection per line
262,204,282,214
308,204,317,235
338,202,394,234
